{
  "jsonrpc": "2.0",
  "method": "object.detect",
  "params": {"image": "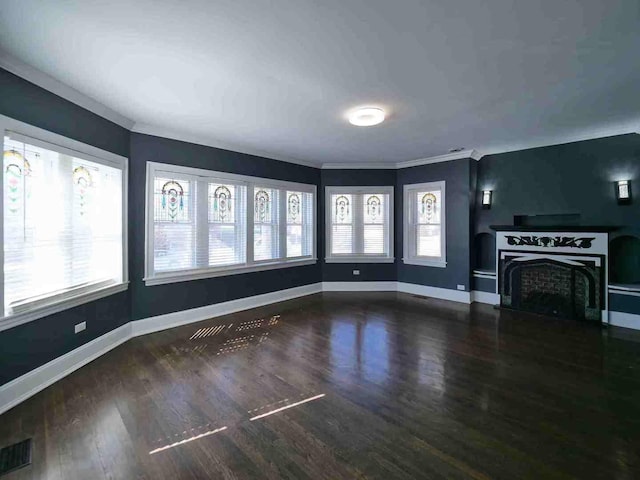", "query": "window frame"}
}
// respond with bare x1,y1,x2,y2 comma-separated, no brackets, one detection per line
0,114,129,332
403,181,447,268
145,162,317,286
324,186,394,263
